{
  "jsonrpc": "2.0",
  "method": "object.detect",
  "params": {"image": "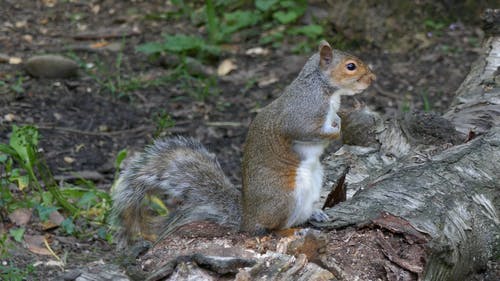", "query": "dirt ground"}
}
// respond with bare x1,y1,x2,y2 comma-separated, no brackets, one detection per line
0,1,489,280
